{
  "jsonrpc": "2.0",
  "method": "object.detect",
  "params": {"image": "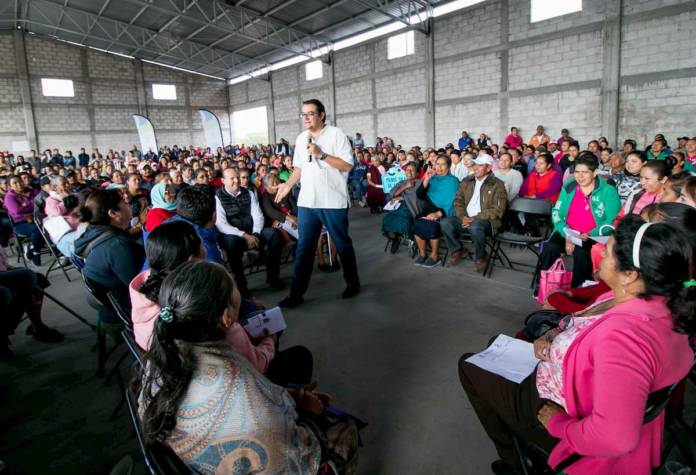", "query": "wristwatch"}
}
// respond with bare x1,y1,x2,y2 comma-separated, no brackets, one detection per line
319,152,327,161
